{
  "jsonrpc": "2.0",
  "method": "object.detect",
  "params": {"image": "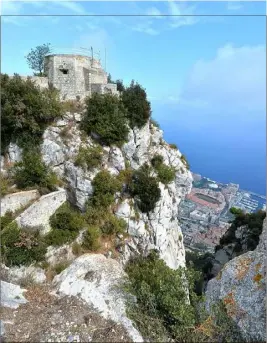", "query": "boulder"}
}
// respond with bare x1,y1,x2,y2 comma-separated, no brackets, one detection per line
52,254,143,342
1,280,27,309
15,189,66,235
205,218,267,342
